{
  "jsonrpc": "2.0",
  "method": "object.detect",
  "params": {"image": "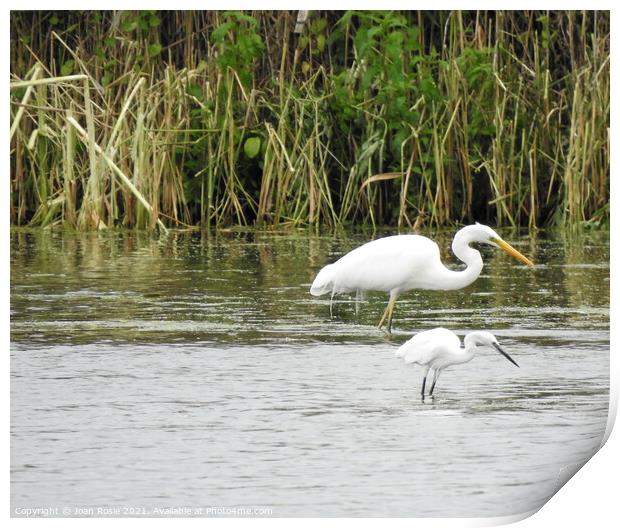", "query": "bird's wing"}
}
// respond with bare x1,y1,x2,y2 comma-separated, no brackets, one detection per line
396,328,461,365
333,235,441,292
